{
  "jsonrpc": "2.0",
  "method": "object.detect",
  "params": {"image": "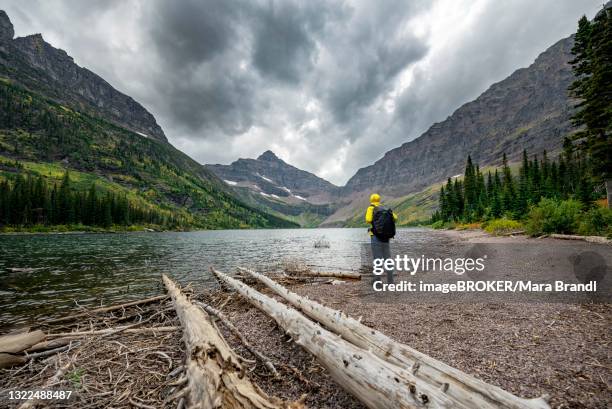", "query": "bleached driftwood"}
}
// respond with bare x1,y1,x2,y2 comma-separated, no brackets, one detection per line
550,234,610,244
0,330,46,368
162,274,299,409
0,330,46,353
0,353,26,368
239,267,550,409
45,295,168,323
25,338,72,353
213,268,465,409
296,271,361,280
47,326,178,338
